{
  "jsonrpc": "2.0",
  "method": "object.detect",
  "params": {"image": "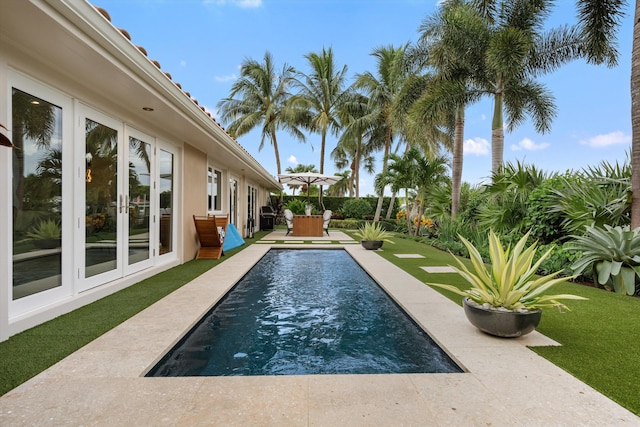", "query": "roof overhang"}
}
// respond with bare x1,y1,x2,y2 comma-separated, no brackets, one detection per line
0,0,281,191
